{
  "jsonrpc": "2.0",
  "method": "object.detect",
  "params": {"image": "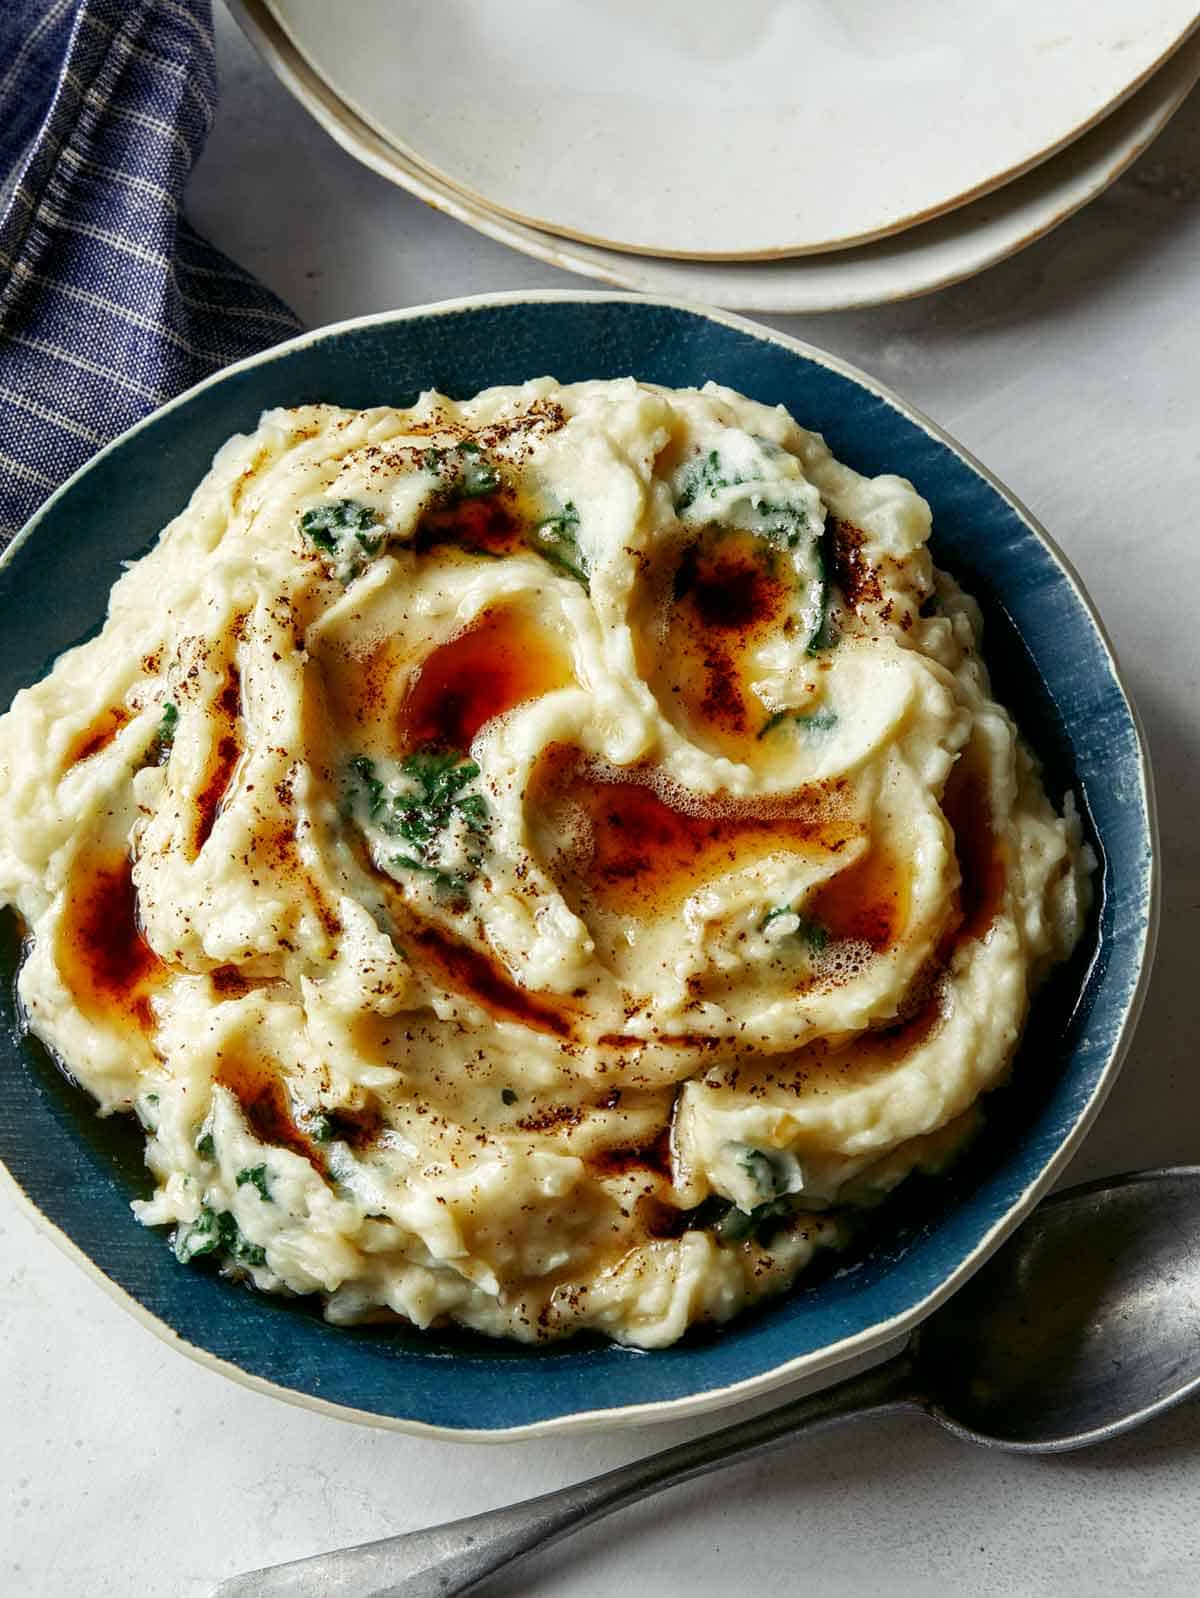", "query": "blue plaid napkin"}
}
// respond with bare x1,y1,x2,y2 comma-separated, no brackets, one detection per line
0,0,301,550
